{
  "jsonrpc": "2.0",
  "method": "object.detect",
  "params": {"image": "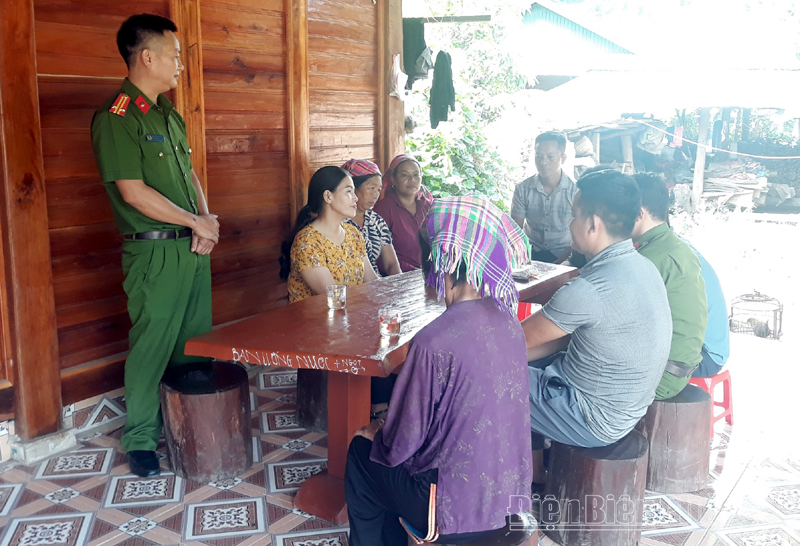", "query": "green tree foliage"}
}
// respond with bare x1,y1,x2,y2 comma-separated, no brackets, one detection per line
404,0,530,208
406,102,514,210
